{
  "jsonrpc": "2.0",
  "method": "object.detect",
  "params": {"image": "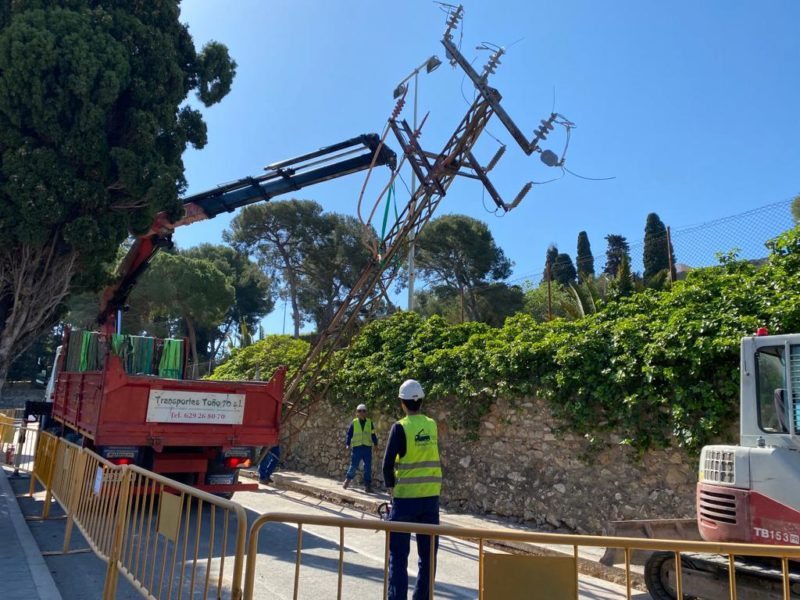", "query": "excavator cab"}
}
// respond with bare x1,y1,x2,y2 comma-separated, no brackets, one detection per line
646,333,800,600
740,333,800,449
698,332,800,546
